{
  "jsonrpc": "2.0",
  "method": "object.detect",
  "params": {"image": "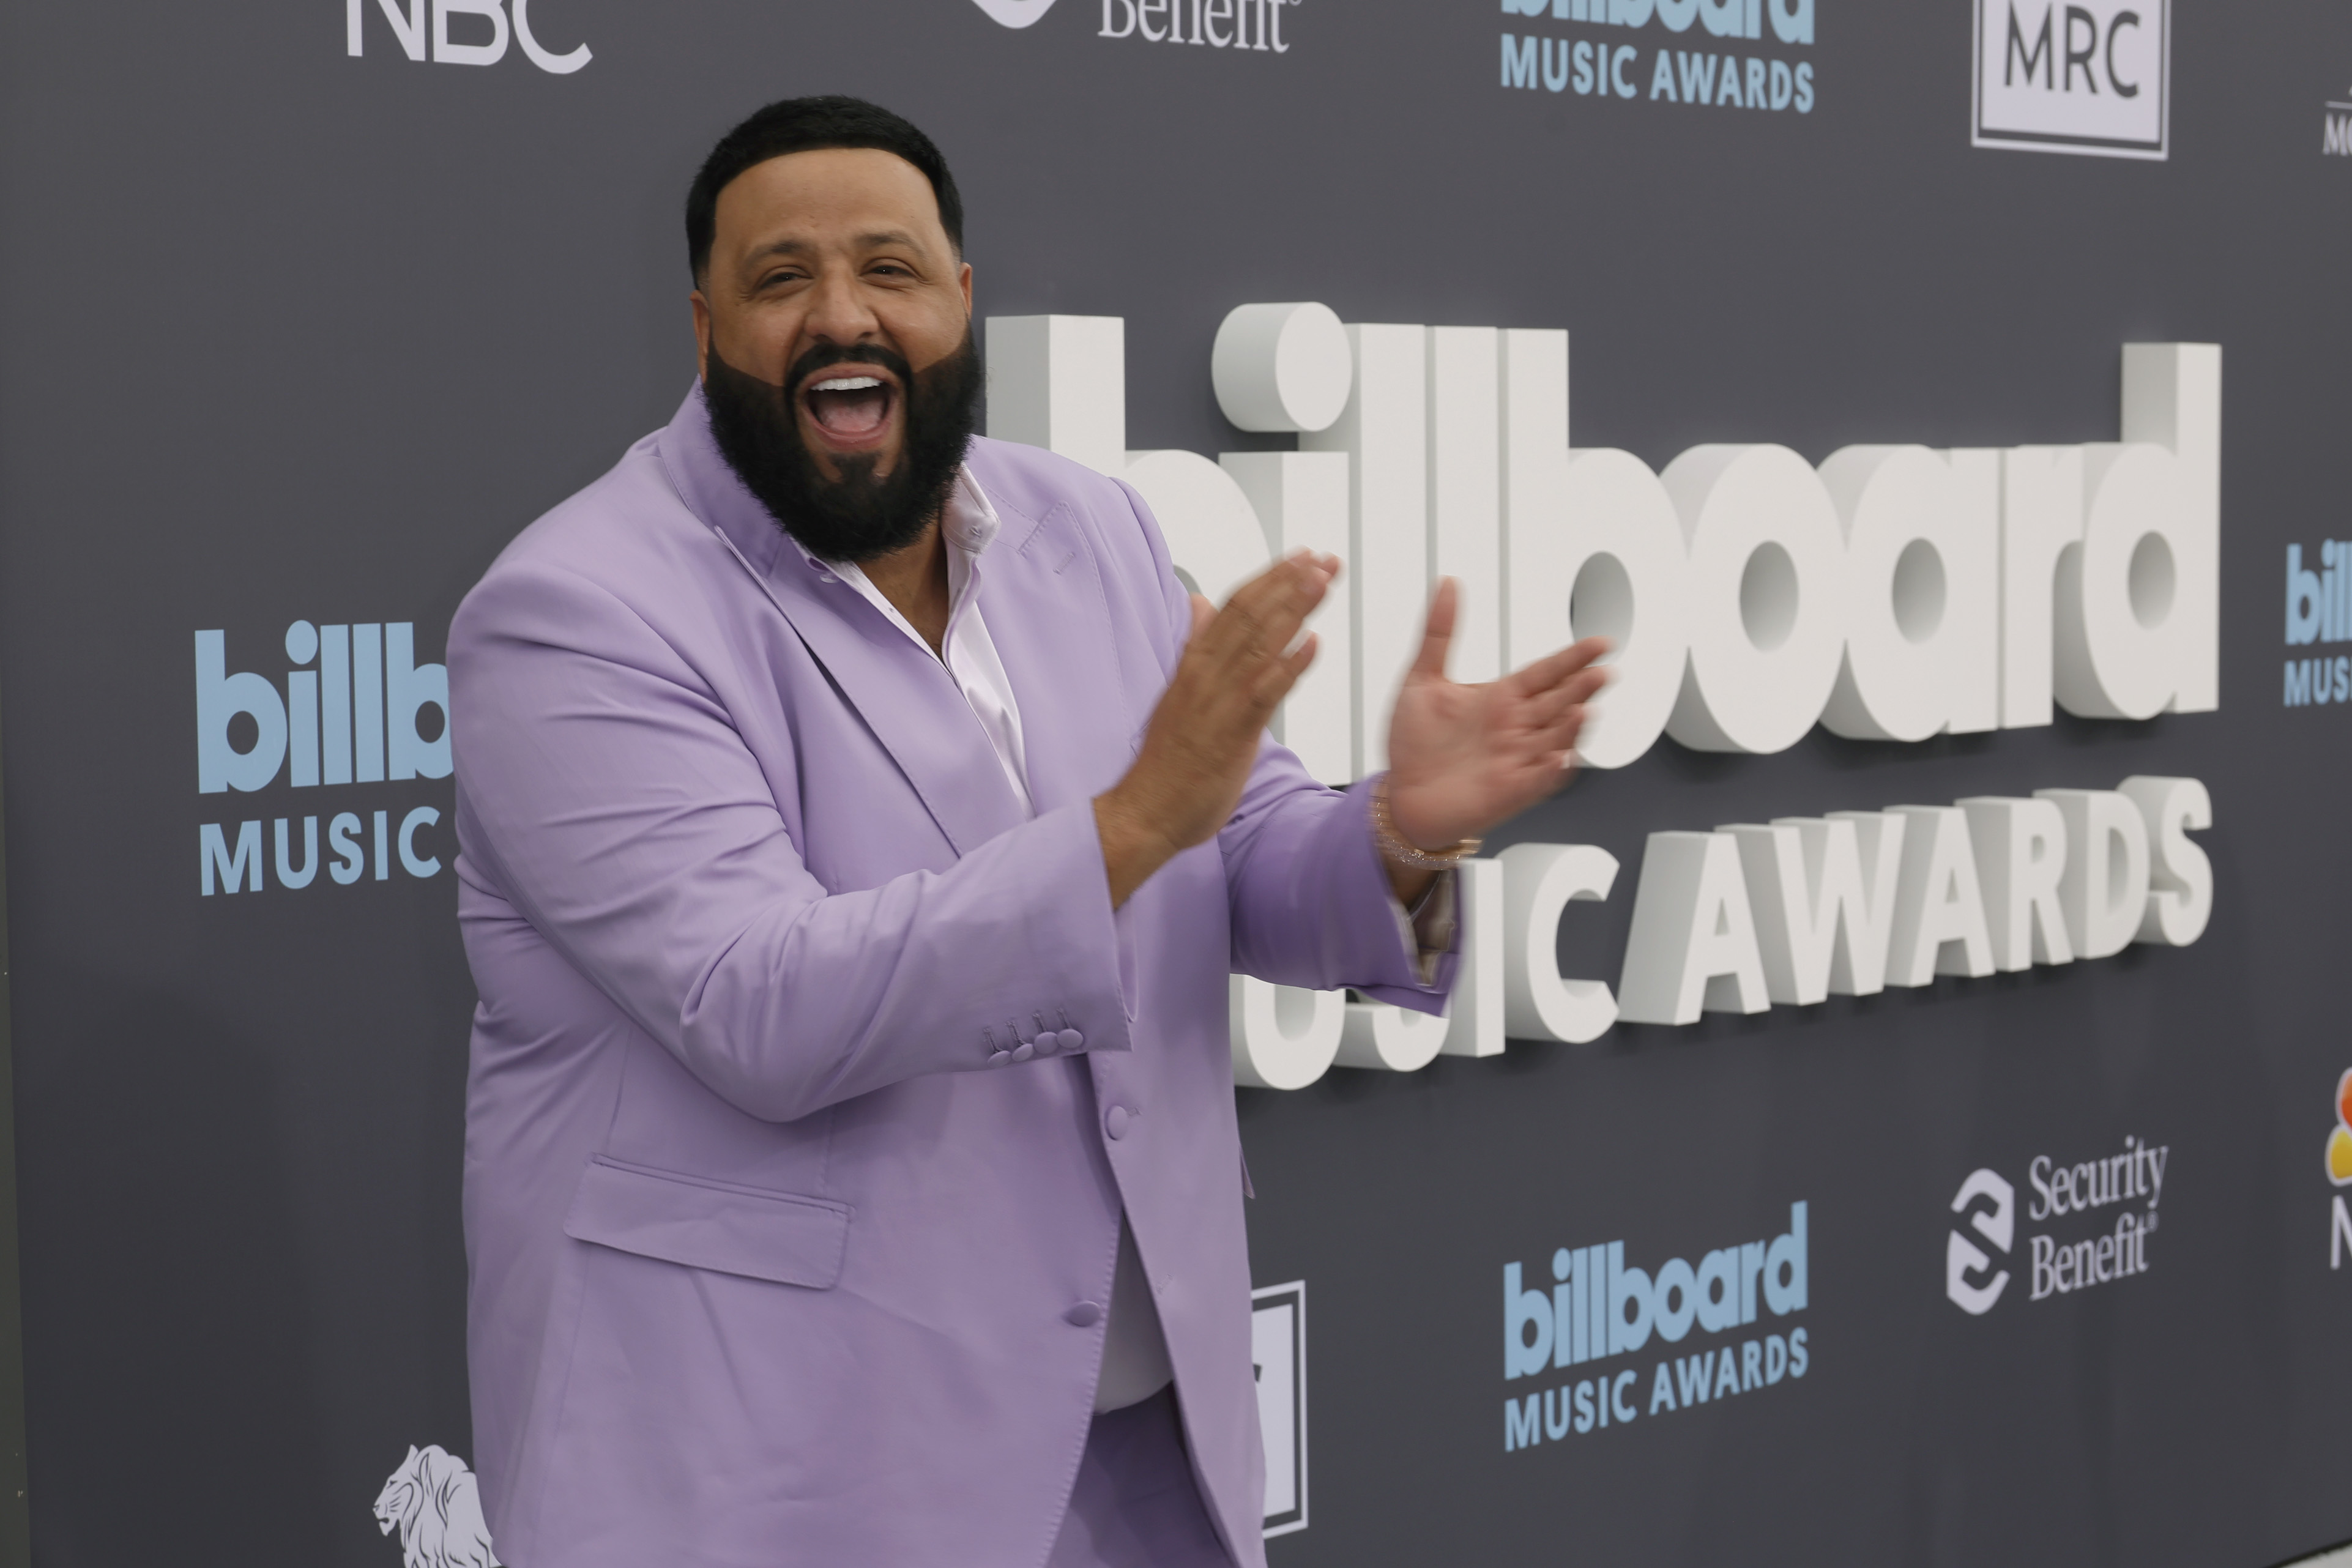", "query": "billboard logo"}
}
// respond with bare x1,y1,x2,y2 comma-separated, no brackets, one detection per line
2329,90,2352,157
1500,1203,1810,1454
198,624,448,794
1500,0,1816,113
2283,543,2352,707
1972,0,2169,160
194,622,449,897
1251,1282,1307,1539
1945,1169,2014,1315
2327,1071,2352,1268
